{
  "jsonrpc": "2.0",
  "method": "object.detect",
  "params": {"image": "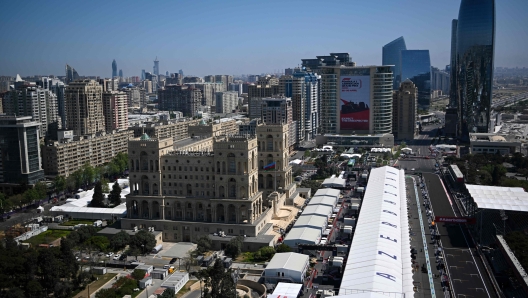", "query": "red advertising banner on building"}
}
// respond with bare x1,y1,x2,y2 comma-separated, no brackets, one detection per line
340,76,370,130
434,216,476,224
